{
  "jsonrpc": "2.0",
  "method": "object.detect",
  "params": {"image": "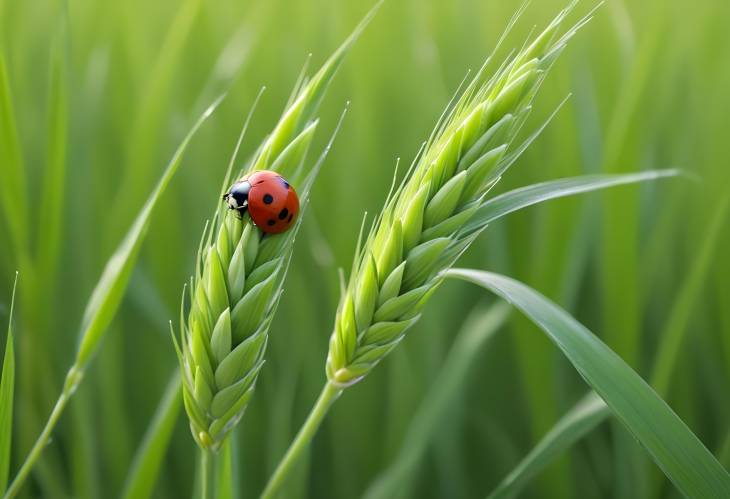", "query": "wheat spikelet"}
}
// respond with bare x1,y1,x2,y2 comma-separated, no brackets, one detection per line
326,2,594,387
171,8,379,451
